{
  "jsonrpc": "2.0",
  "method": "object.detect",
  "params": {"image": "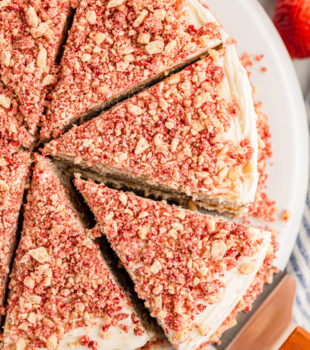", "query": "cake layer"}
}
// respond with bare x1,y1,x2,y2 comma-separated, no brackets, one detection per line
41,0,227,138
2,155,149,350
44,45,258,215
75,178,275,349
0,0,75,136
0,140,30,320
